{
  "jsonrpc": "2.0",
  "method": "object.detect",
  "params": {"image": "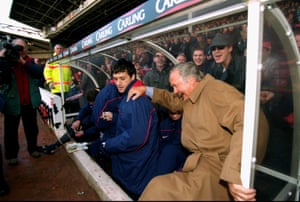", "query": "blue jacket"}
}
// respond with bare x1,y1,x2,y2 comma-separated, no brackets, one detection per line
92,82,122,140
159,117,182,145
158,116,188,174
76,102,99,139
103,80,160,196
